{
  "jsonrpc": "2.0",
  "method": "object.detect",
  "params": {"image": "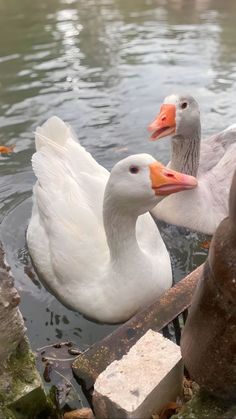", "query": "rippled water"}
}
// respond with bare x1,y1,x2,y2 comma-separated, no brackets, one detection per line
1,0,236,355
